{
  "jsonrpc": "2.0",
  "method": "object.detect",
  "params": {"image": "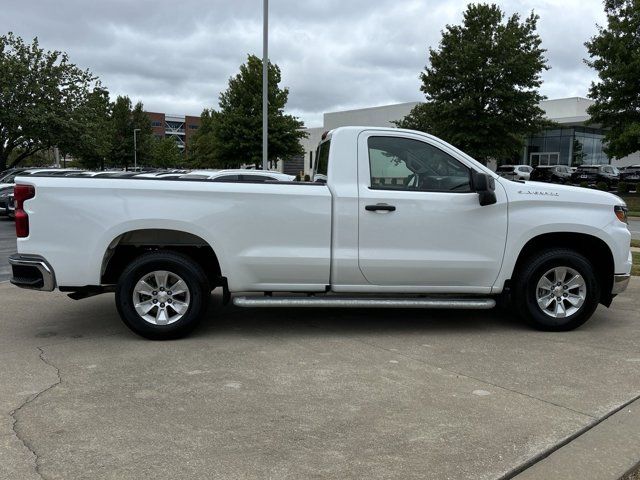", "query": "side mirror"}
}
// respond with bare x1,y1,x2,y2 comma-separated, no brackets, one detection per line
472,171,497,206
